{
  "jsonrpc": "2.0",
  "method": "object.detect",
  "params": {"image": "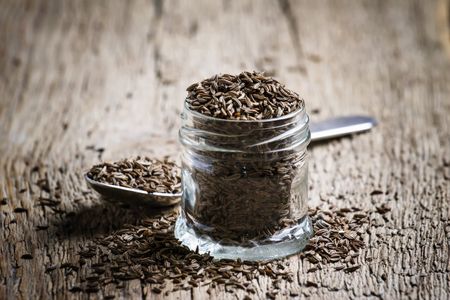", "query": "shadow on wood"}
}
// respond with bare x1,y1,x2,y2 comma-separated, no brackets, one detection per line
309,133,356,147
52,199,178,239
